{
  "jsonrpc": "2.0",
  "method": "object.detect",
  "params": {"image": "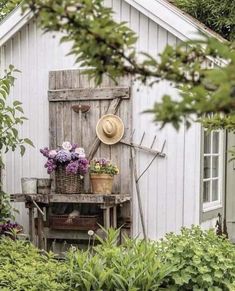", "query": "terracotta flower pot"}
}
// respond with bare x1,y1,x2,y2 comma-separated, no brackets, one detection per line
90,174,114,194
